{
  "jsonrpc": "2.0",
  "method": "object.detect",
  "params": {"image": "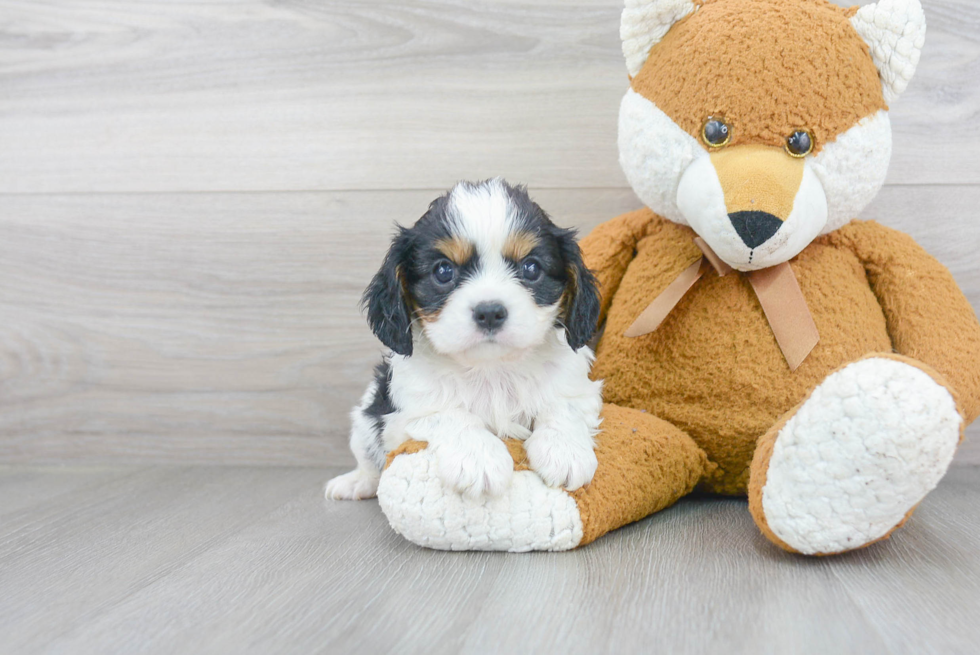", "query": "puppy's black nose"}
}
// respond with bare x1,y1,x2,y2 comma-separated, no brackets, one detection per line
729,211,783,248
473,302,508,332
